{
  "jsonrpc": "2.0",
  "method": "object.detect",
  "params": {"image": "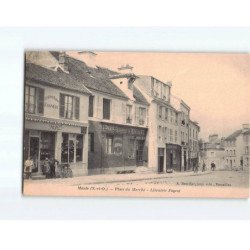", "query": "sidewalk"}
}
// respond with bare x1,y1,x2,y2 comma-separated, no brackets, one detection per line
24,170,213,186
